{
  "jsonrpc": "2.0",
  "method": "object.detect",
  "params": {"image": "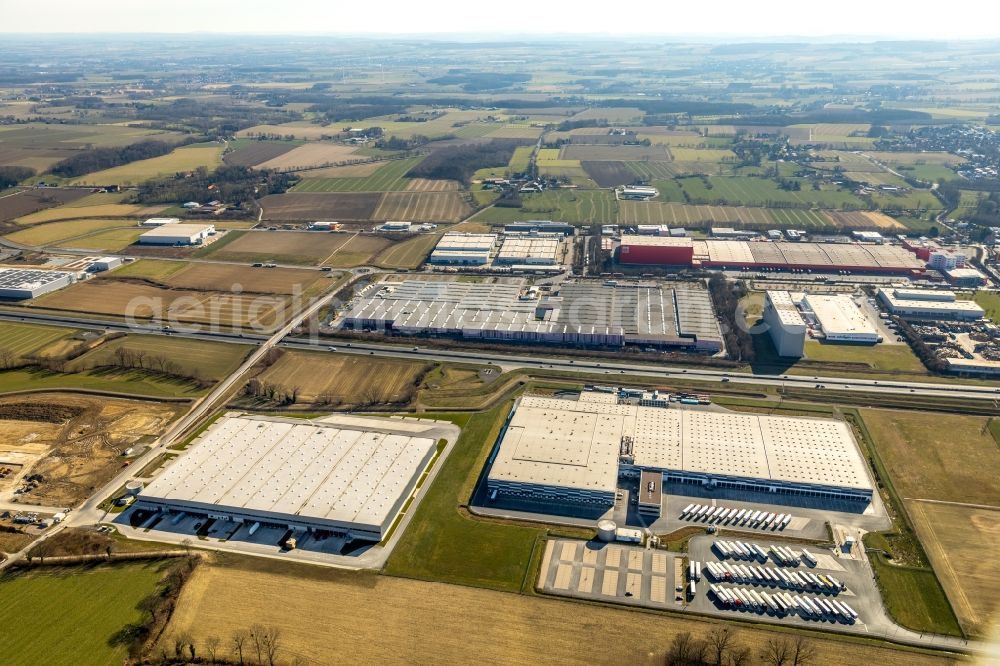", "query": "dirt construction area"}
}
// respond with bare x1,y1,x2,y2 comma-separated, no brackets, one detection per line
0,394,181,507
161,562,960,666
